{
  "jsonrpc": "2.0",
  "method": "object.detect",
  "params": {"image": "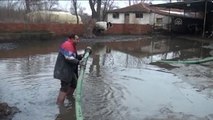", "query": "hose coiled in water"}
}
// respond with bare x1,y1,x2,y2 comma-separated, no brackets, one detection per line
159,57,213,64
